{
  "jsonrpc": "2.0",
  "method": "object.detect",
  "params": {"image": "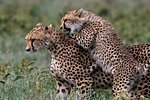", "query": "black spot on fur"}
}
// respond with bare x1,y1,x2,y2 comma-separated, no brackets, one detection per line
45,26,48,30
